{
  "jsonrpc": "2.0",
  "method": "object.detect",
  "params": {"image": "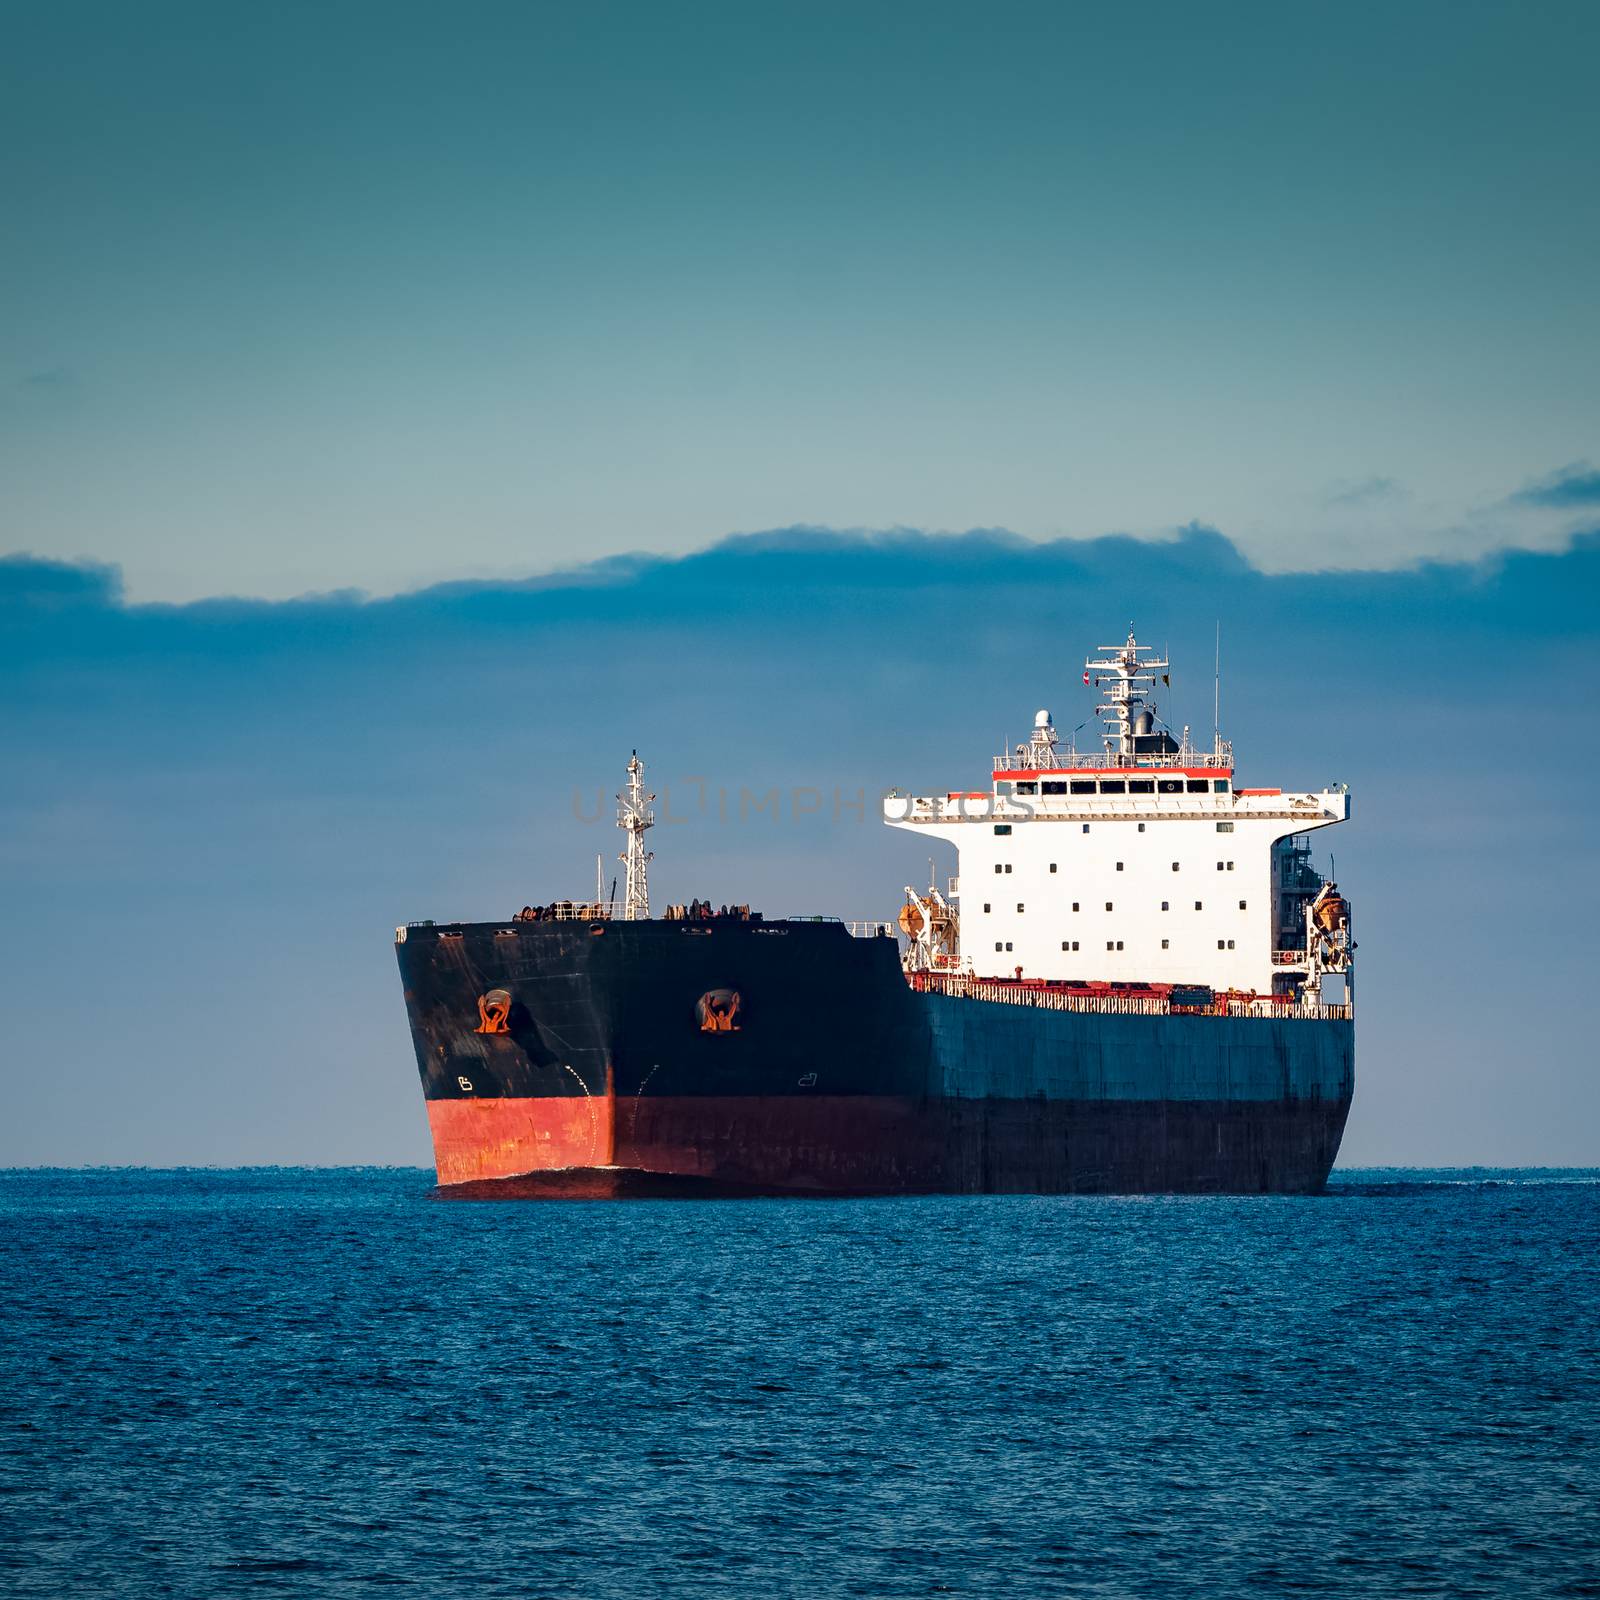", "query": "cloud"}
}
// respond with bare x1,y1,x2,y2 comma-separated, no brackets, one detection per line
1321,477,1405,509
1250,463,1600,575
2,521,1594,639
0,552,123,613
1511,462,1600,509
